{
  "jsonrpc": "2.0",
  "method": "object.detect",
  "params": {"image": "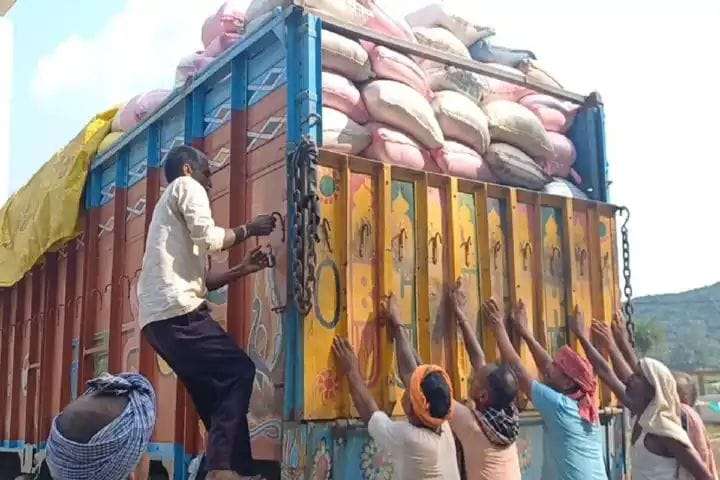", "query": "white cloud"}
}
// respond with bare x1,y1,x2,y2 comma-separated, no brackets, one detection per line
32,0,227,107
